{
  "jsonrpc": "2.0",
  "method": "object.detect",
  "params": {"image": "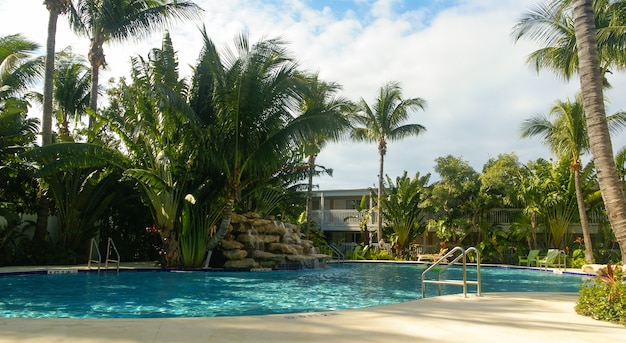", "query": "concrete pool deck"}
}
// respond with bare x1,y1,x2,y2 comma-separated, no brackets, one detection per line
1,265,625,342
